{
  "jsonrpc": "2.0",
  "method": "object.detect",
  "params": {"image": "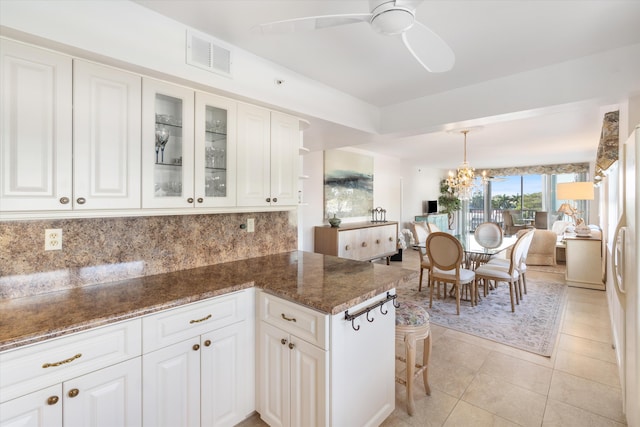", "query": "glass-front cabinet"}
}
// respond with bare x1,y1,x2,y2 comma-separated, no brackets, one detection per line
142,78,194,208
142,78,236,209
194,92,236,207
